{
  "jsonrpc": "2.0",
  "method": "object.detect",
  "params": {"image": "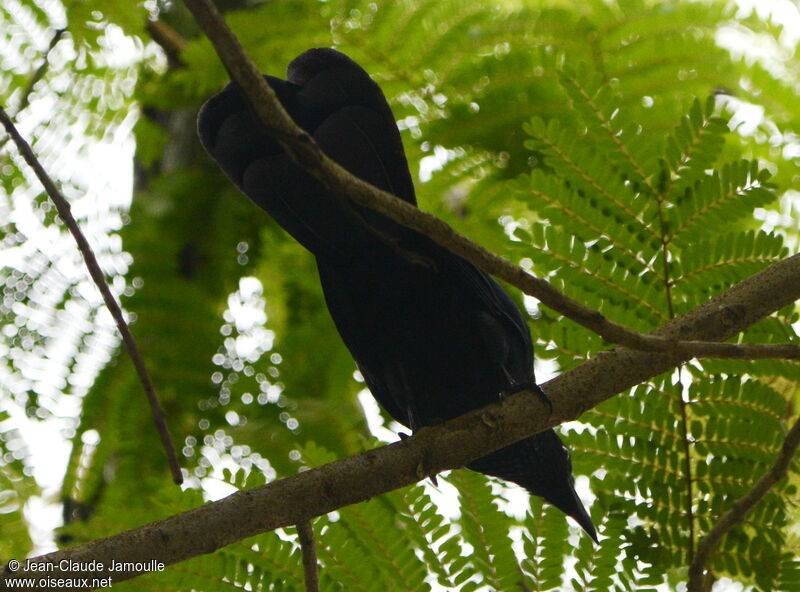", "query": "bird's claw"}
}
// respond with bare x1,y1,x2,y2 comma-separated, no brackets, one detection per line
501,374,554,416
531,383,554,416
